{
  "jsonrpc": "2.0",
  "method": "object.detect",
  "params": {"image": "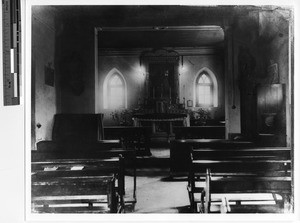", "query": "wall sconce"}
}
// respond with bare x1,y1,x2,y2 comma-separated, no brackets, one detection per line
179,55,186,75
179,65,186,74
138,66,146,76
